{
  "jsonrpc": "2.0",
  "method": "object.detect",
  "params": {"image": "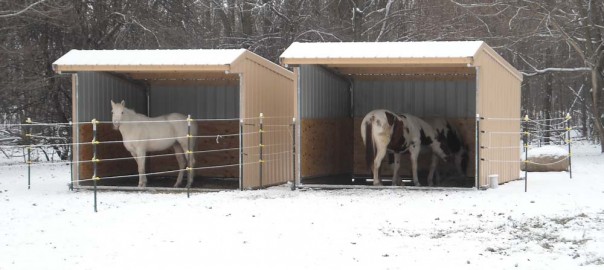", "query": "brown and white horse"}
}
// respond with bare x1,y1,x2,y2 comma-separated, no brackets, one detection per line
361,109,450,186
425,118,469,185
